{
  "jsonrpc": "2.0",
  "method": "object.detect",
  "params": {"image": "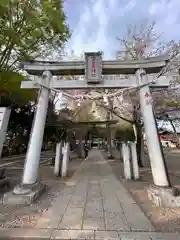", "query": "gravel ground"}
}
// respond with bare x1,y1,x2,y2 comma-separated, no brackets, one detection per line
0,153,83,229
103,148,180,233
